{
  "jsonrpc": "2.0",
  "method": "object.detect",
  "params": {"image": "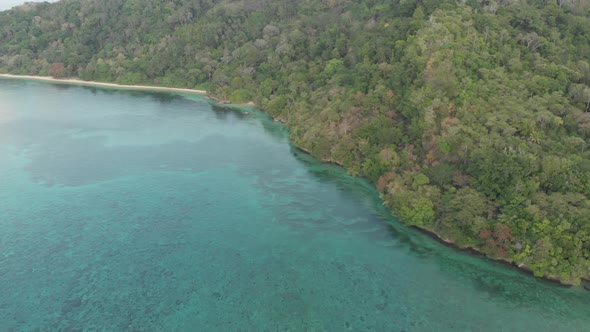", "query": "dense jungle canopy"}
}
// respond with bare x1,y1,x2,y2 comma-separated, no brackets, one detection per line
1,0,590,284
